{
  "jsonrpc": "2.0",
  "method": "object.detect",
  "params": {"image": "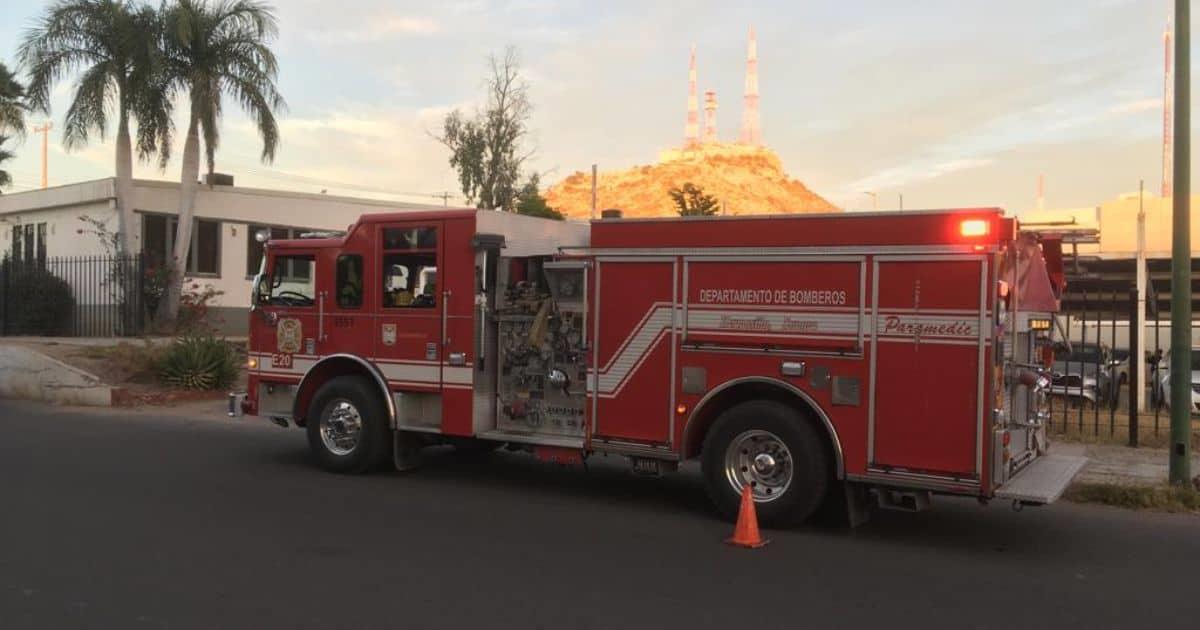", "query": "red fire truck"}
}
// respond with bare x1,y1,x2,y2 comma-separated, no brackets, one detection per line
231,208,1085,526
